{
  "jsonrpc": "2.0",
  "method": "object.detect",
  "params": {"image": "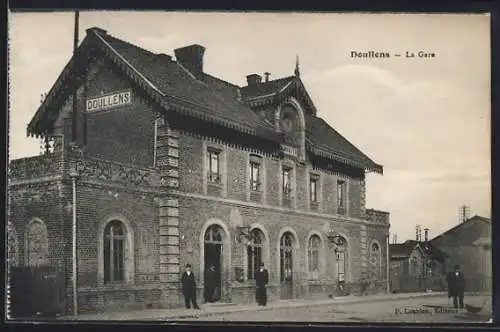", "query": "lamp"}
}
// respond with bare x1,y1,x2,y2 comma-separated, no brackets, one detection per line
327,231,345,249
236,226,251,244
